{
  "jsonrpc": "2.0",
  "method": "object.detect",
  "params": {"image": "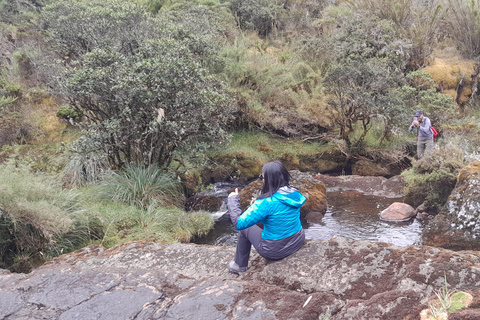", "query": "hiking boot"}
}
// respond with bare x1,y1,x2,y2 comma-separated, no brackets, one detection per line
228,261,247,274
